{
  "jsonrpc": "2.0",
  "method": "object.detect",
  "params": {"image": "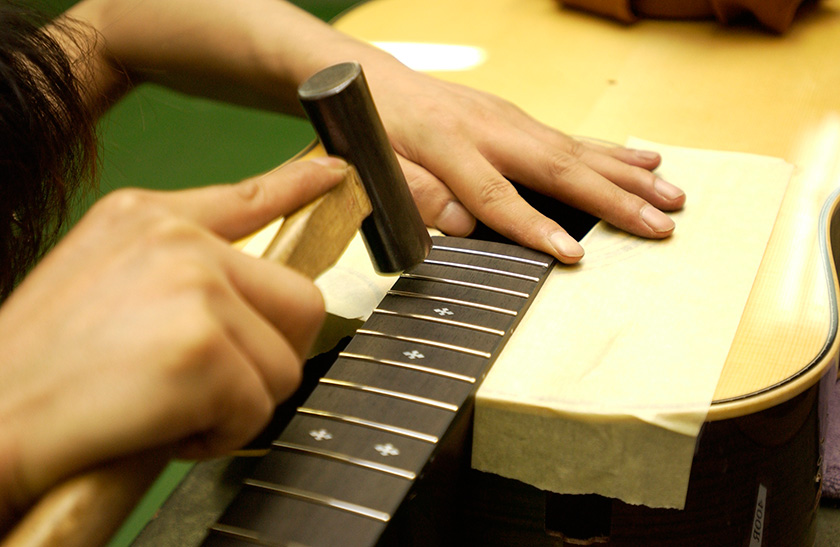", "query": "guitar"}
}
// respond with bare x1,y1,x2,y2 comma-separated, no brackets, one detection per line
18,0,840,544
188,154,840,547
181,0,840,545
